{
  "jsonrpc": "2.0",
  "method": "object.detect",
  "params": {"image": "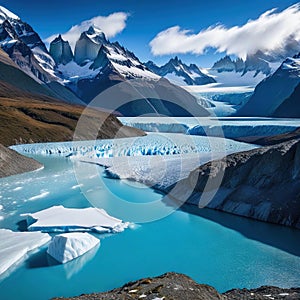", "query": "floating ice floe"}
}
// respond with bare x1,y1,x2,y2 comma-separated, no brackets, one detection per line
0,229,51,277
22,205,128,233
47,232,100,264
